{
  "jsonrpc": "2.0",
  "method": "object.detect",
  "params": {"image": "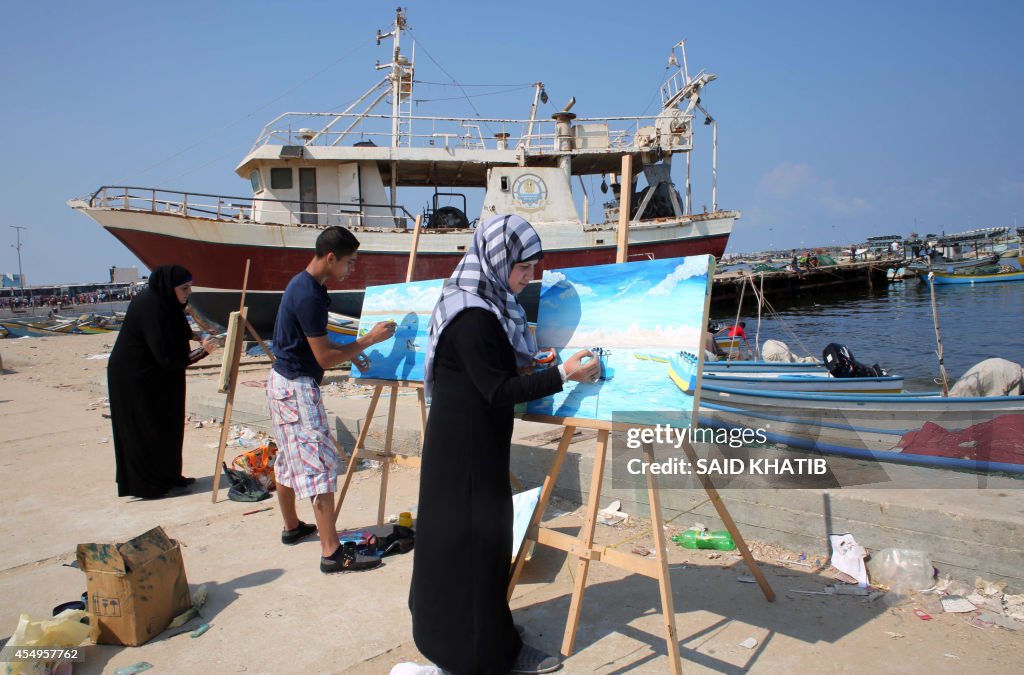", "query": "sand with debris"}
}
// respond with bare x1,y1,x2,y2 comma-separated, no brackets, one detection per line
1,333,1022,673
